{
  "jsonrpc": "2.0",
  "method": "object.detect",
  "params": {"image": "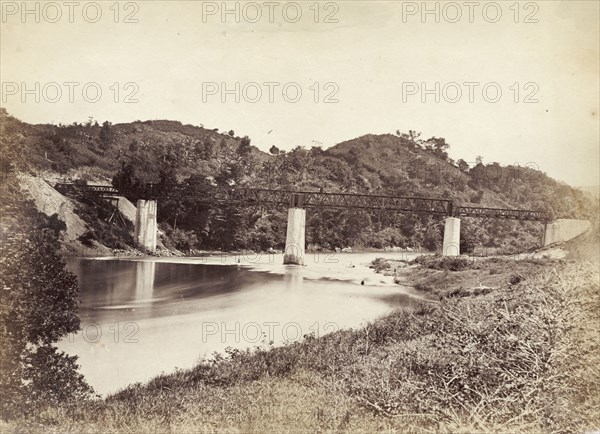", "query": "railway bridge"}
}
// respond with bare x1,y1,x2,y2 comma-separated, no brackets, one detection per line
55,183,552,263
